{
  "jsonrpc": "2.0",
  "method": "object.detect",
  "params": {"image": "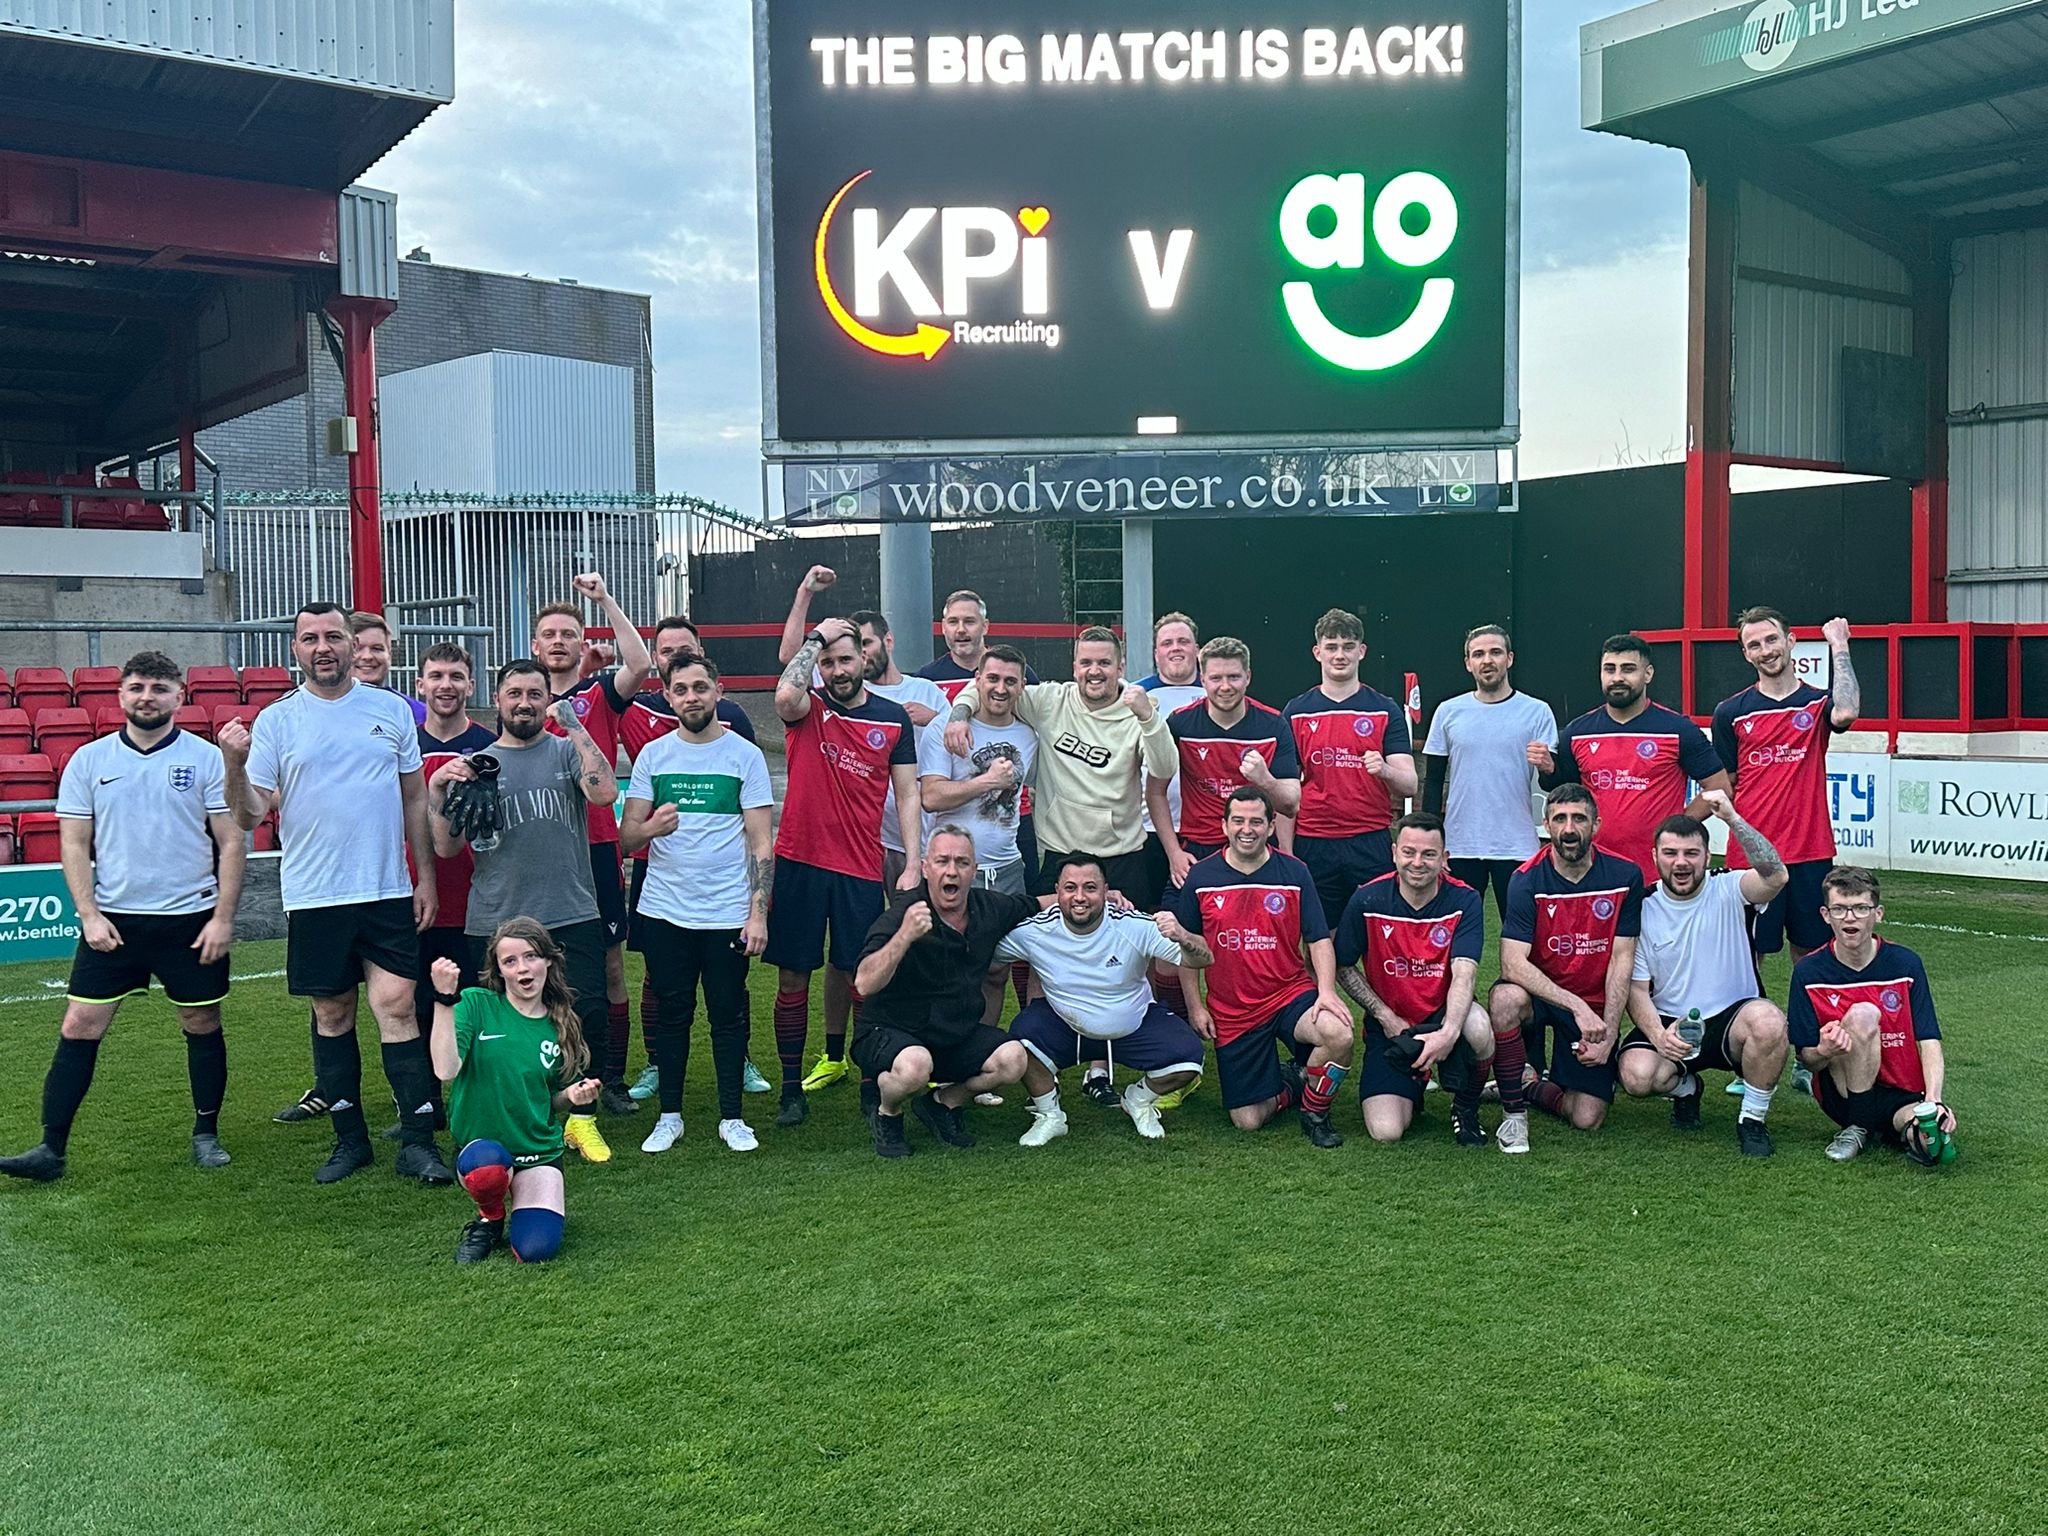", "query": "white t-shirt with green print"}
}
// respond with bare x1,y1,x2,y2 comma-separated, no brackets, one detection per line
627,729,774,930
